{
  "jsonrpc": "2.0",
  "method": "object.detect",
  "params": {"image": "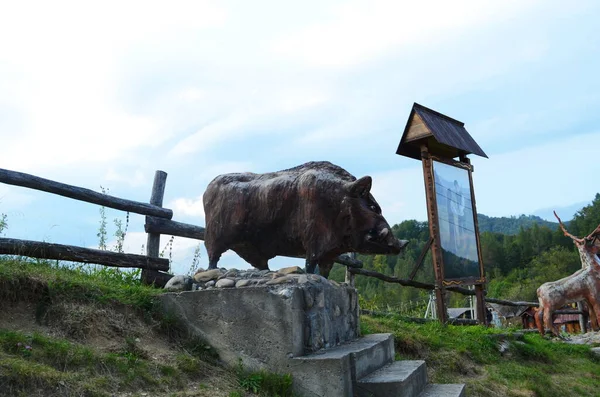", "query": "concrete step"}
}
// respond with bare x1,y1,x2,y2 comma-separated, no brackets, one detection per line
291,333,394,397
351,333,395,380
354,360,427,397
418,383,466,397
